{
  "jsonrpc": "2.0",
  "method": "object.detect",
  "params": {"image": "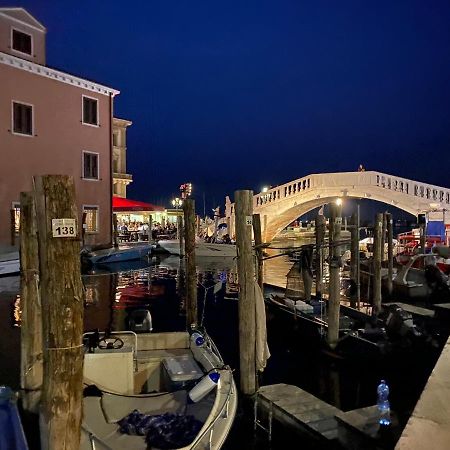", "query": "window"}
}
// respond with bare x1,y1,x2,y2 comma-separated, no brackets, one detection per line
82,96,98,126
12,203,20,234
113,132,118,146
83,152,99,180
83,206,99,233
12,29,32,55
12,102,33,136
